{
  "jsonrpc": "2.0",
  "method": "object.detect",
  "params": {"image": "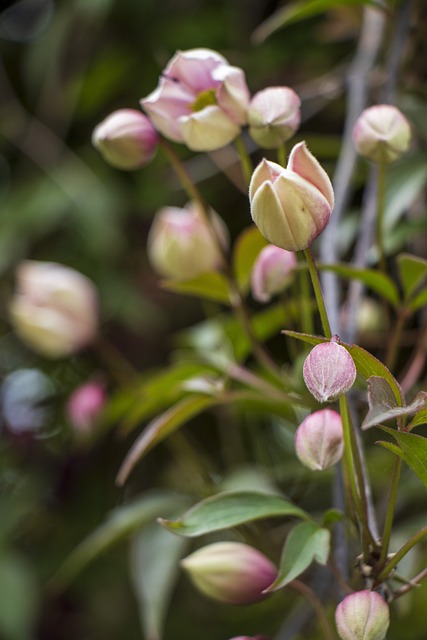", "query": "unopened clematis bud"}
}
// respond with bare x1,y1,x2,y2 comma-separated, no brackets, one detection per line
141,48,250,151
9,261,98,358
251,244,296,302
303,338,356,403
67,381,106,437
295,409,344,470
249,142,334,252
352,104,411,164
229,636,269,640
92,109,158,170
248,87,301,149
147,201,228,280
335,590,390,640
181,542,277,605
